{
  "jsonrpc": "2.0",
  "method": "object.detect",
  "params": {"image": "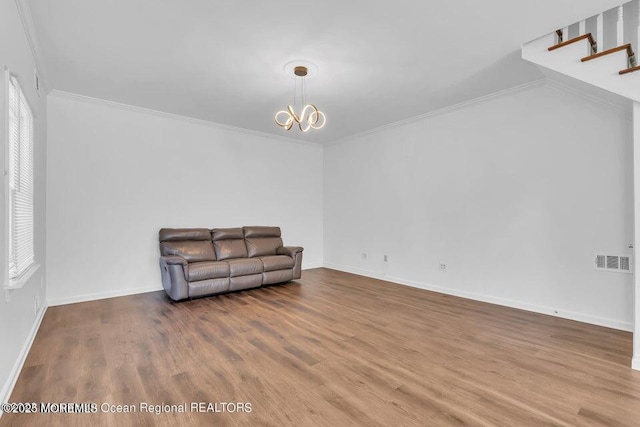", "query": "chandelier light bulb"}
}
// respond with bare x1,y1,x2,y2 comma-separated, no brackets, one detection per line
275,104,326,132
